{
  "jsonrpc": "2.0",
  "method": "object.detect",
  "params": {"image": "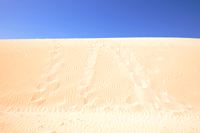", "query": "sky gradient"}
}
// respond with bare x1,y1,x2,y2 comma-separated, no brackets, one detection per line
0,0,200,39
